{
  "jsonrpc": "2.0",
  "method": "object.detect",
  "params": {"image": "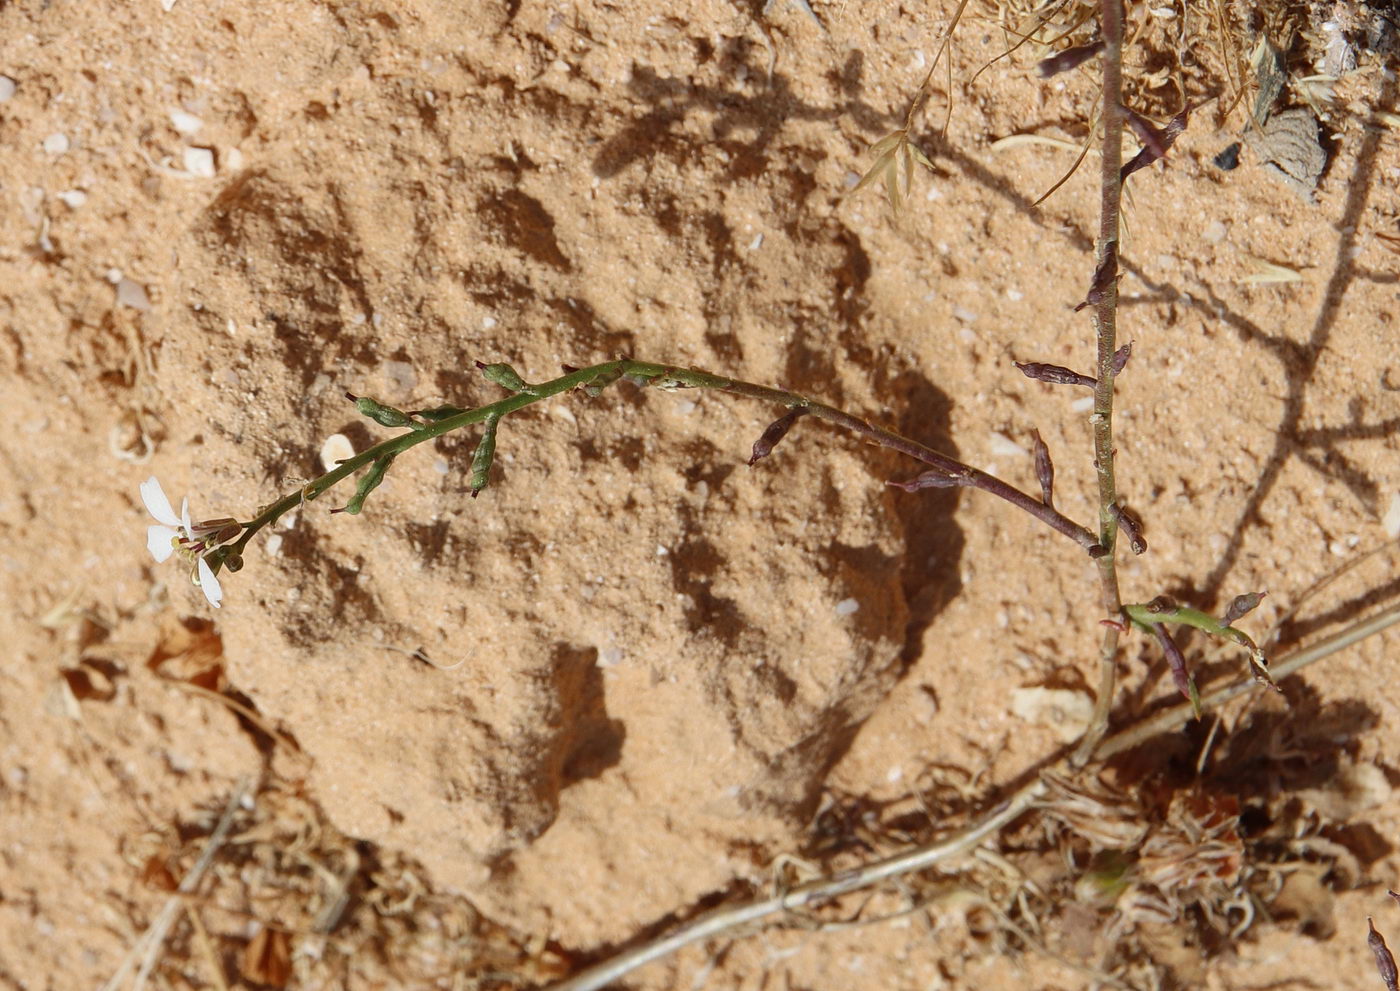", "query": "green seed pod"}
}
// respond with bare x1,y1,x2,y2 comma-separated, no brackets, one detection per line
412,404,466,422
342,453,396,515
477,362,528,392
470,414,501,498
350,393,414,428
